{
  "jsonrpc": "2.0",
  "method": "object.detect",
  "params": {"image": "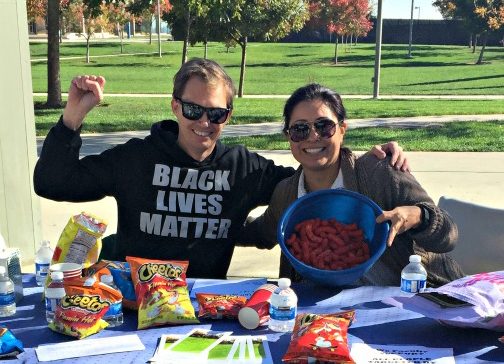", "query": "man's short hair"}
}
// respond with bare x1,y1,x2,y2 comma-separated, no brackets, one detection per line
172,58,236,108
